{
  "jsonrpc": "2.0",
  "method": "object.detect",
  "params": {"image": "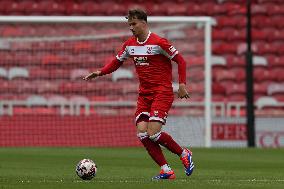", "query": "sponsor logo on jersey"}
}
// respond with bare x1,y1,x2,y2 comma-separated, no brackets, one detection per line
134,56,149,66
